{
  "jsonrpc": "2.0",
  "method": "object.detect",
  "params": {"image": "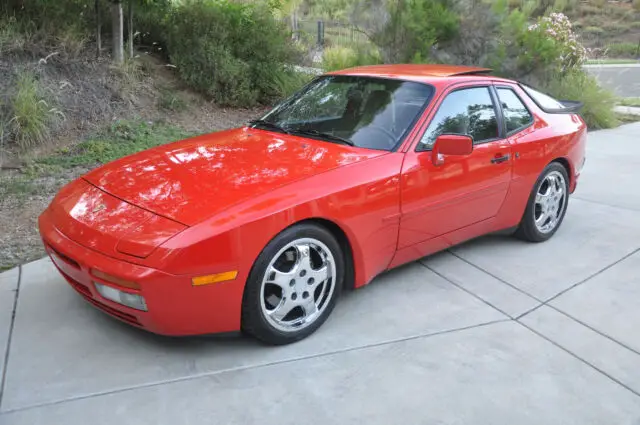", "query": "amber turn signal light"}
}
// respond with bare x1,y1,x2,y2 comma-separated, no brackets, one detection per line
91,269,141,290
192,271,238,286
